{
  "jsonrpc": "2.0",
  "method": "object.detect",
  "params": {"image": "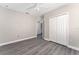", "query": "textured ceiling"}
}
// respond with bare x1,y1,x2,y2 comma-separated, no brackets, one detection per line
0,3,66,16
